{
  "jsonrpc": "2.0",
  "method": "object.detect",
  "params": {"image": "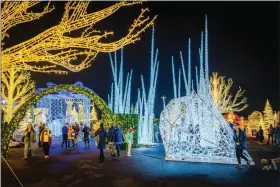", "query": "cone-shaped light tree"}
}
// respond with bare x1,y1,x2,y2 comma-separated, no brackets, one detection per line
263,99,274,130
